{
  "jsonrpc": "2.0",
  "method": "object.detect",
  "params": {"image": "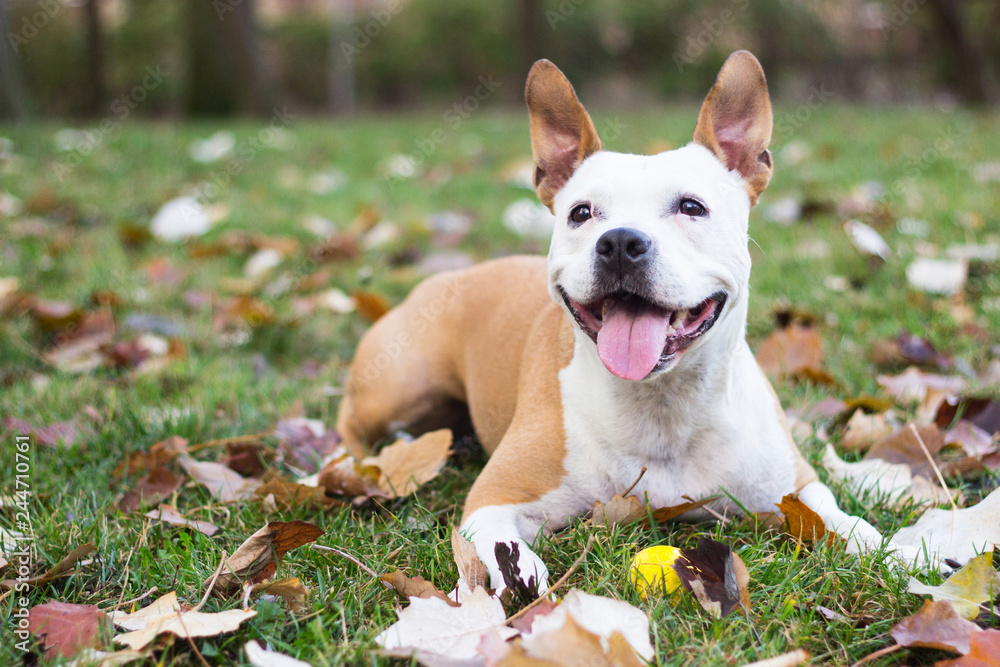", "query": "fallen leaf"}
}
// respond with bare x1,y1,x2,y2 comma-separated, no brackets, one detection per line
28,601,107,657
245,640,312,667
249,577,309,613
452,528,489,592
108,591,255,650
878,367,966,403
944,421,997,458
933,630,1000,667
517,615,643,667
937,396,1000,436
179,456,260,503
382,570,458,607
43,311,115,374
363,429,452,497
907,258,968,295
591,494,645,527
844,219,890,260
671,537,750,618
144,505,218,537
315,453,382,497
376,585,517,661
890,599,981,654
891,488,1000,568
1,543,96,589
274,417,342,474
352,290,391,323
841,409,894,452
118,466,184,513
866,424,944,479
777,494,832,546
150,197,211,241
642,496,720,527
907,550,1000,619
872,332,953,370
252,477,343,511
521,589,654,662
63,647,147,666
211,520,324,594
756,323,824,380
114,436,189,477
